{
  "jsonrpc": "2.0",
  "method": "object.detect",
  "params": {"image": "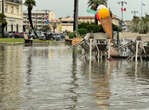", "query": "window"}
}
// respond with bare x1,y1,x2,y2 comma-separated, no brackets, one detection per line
16,24,18,32
5,5,8,13
11,6,14,14
17,7,19,15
